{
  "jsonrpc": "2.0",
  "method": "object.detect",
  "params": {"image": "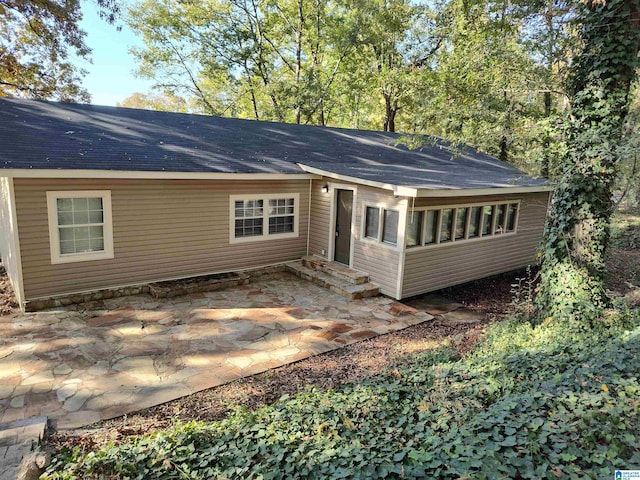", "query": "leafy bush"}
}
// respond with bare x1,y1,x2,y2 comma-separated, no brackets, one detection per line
44,315,640,479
